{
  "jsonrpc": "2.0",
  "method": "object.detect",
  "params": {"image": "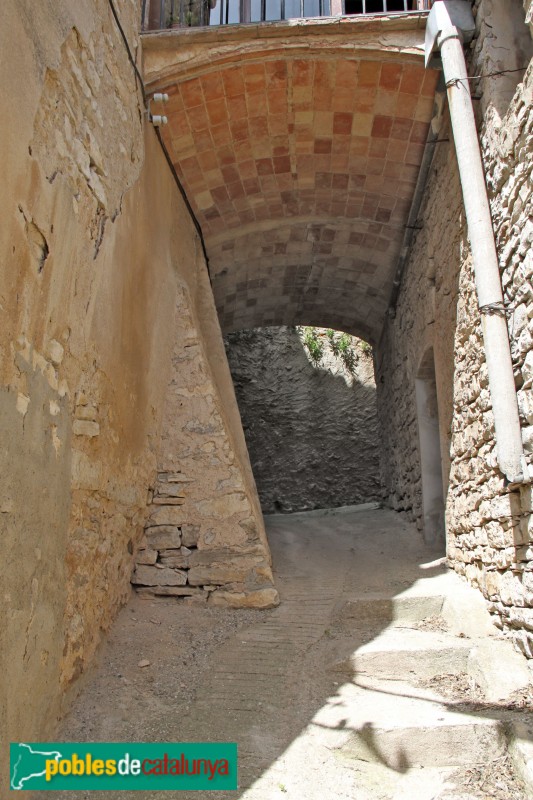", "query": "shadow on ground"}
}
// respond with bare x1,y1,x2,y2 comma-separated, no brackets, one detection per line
30,507,532,800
